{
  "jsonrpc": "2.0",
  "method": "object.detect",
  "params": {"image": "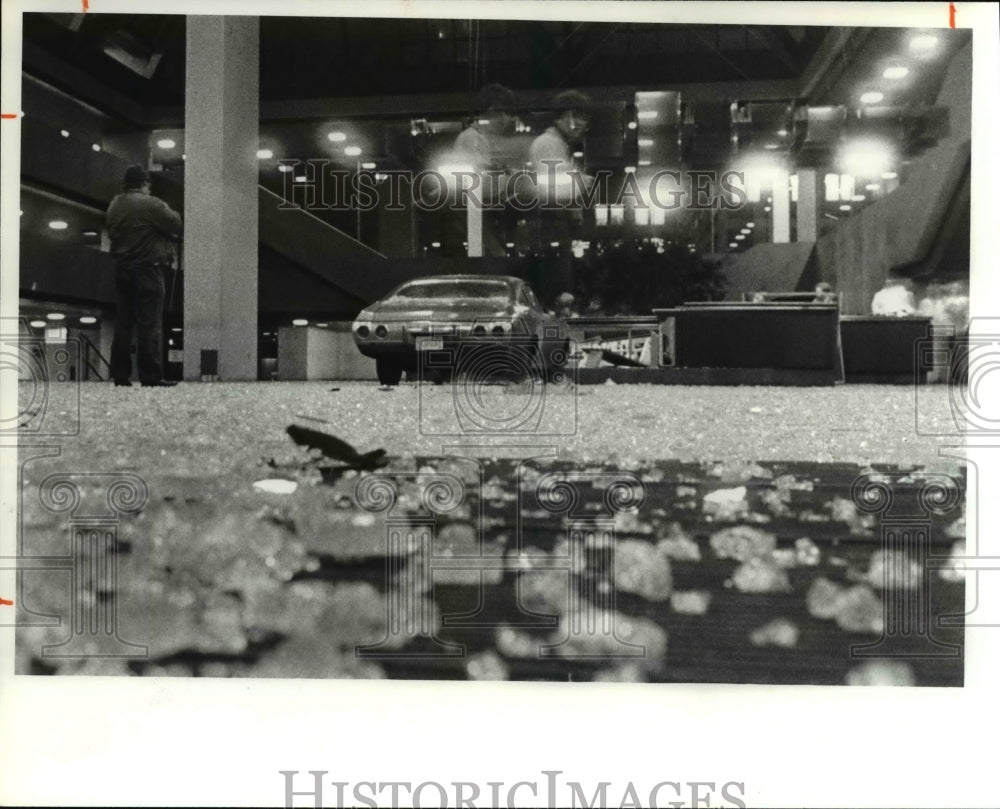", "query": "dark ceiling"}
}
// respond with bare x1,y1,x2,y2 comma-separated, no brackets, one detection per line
24,13,830,107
